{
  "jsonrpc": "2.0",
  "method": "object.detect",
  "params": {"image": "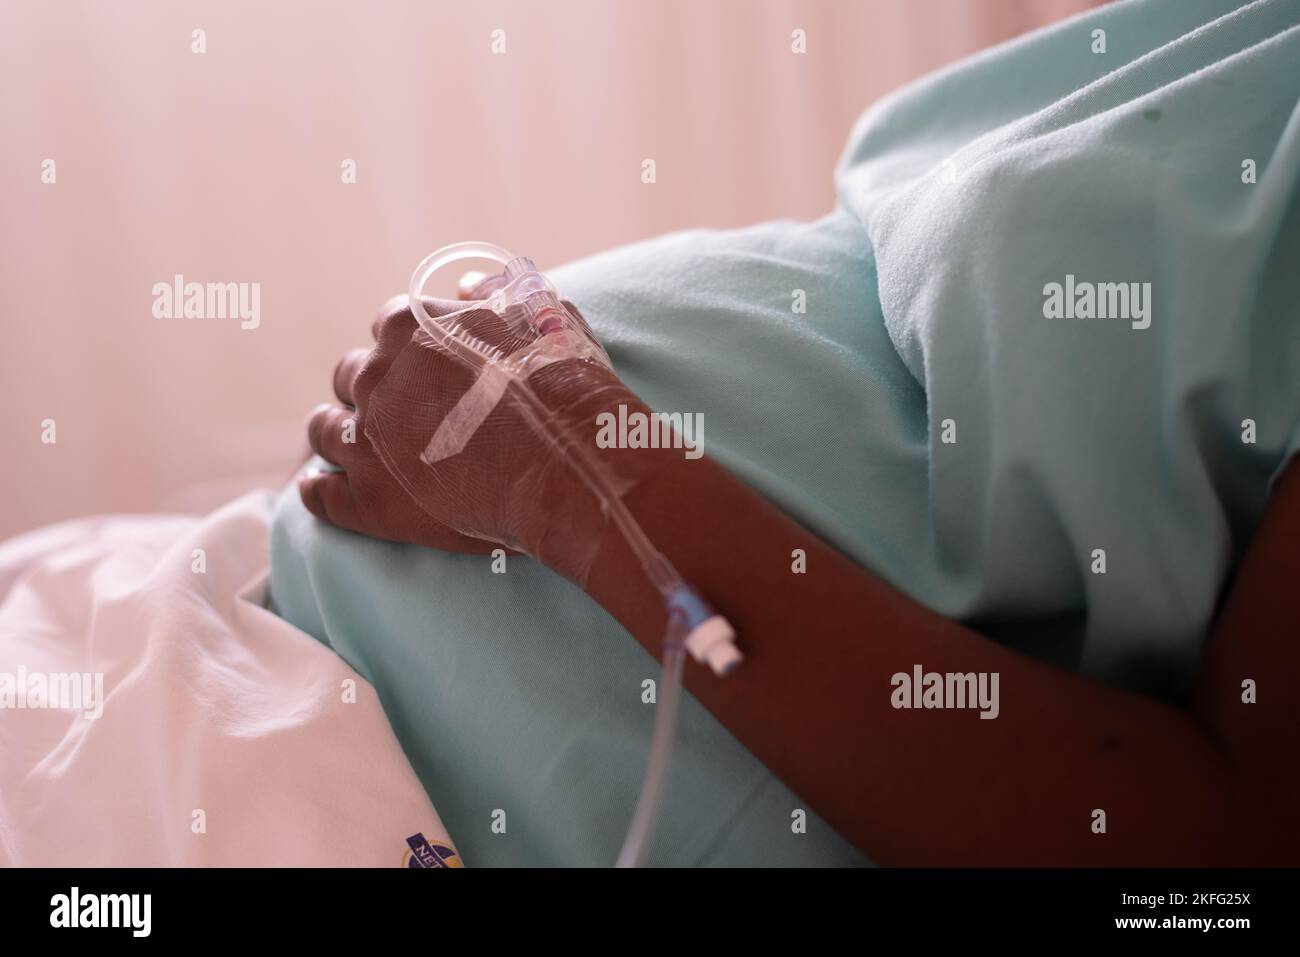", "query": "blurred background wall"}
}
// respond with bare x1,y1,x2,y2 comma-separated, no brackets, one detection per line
0,0,1104,538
